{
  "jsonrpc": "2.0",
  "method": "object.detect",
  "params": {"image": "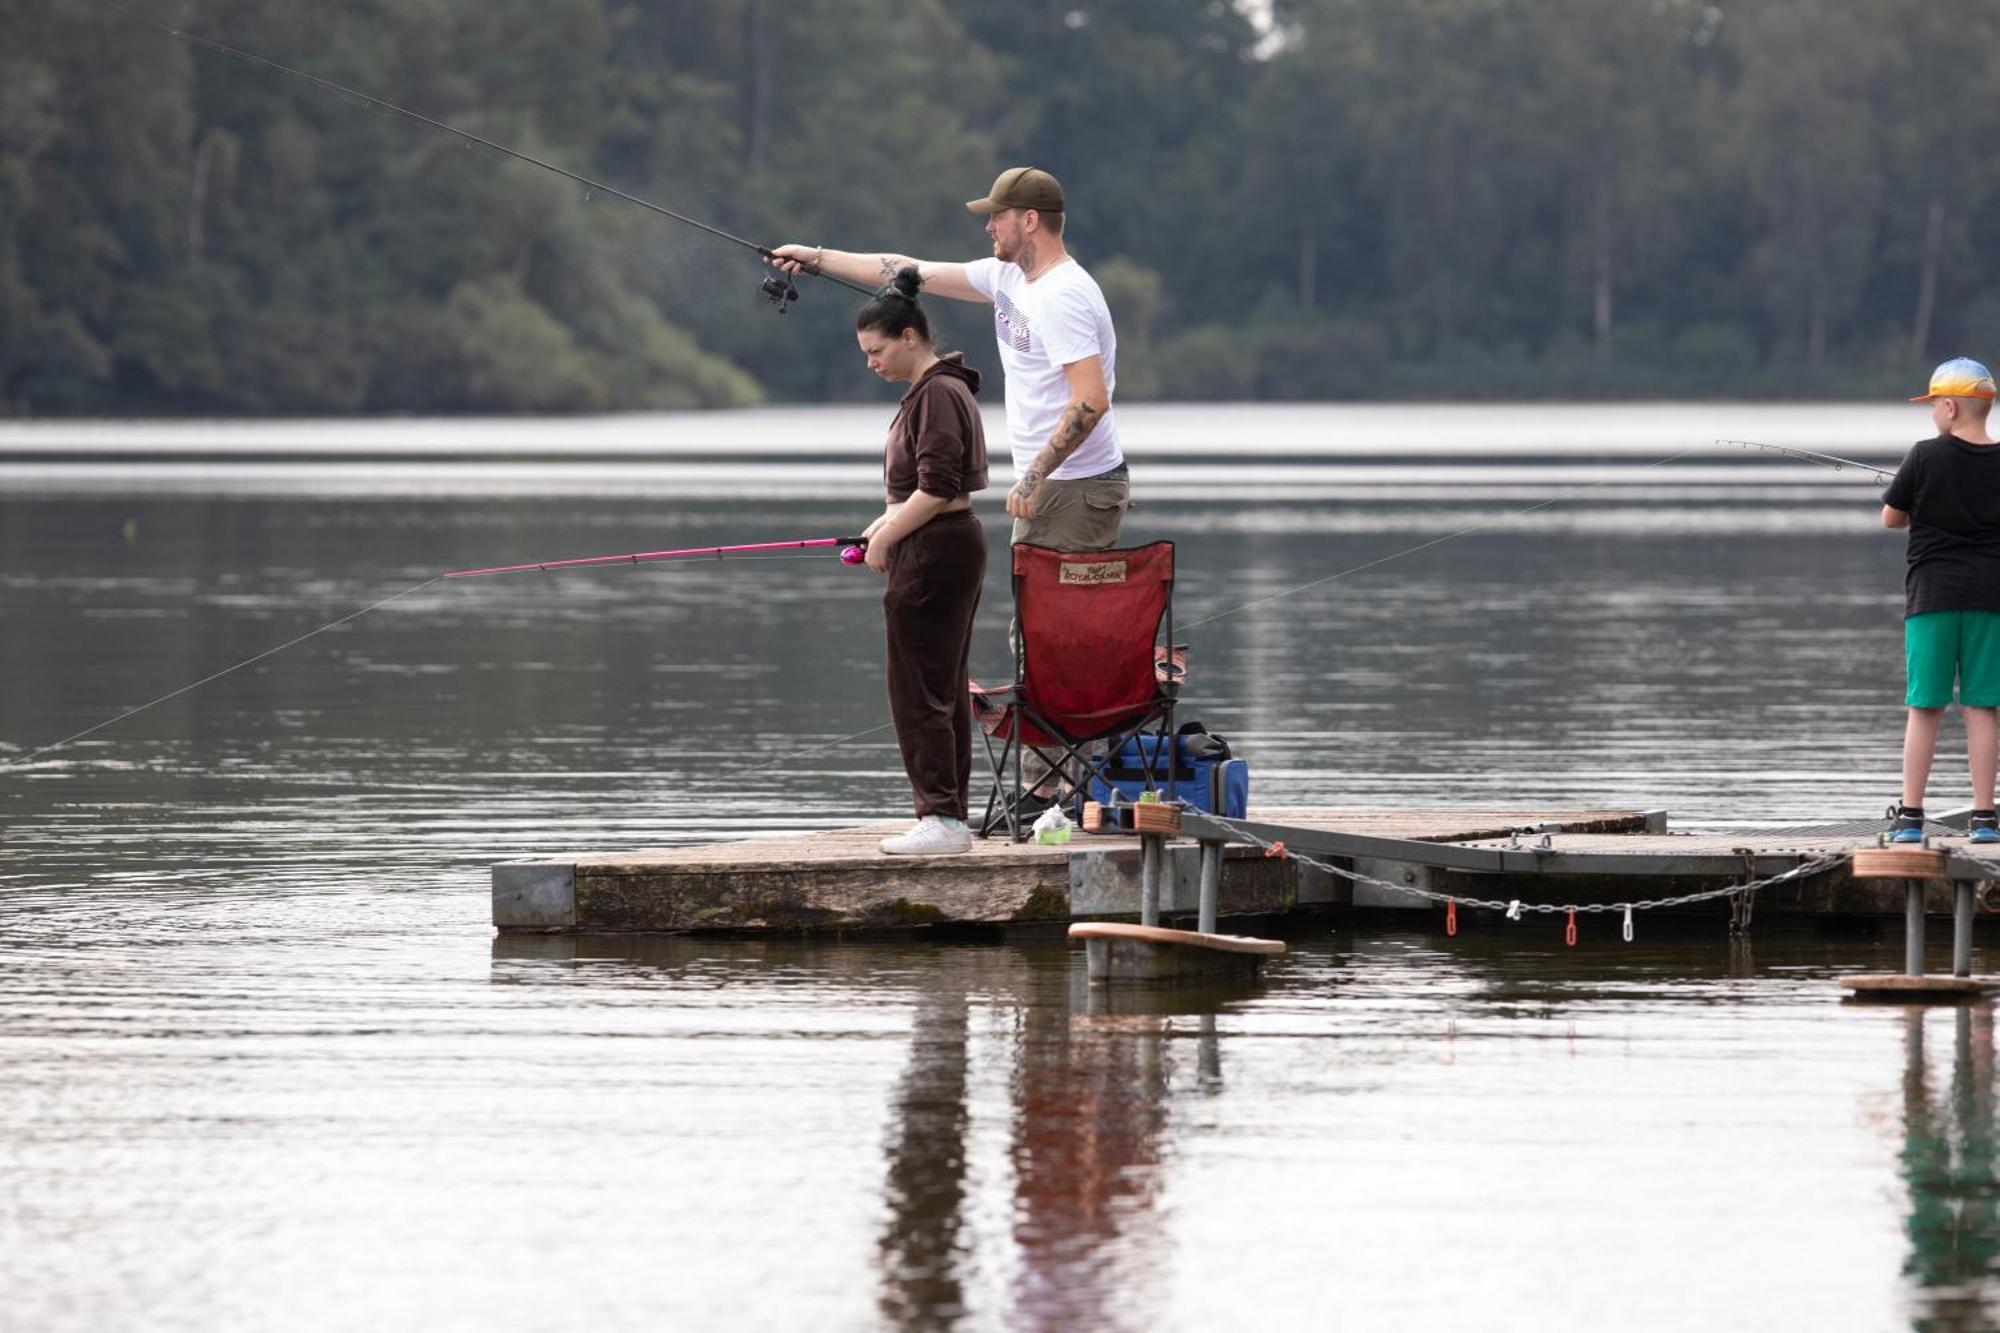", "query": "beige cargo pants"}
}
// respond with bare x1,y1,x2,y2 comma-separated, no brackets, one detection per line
1009,469,1130,550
